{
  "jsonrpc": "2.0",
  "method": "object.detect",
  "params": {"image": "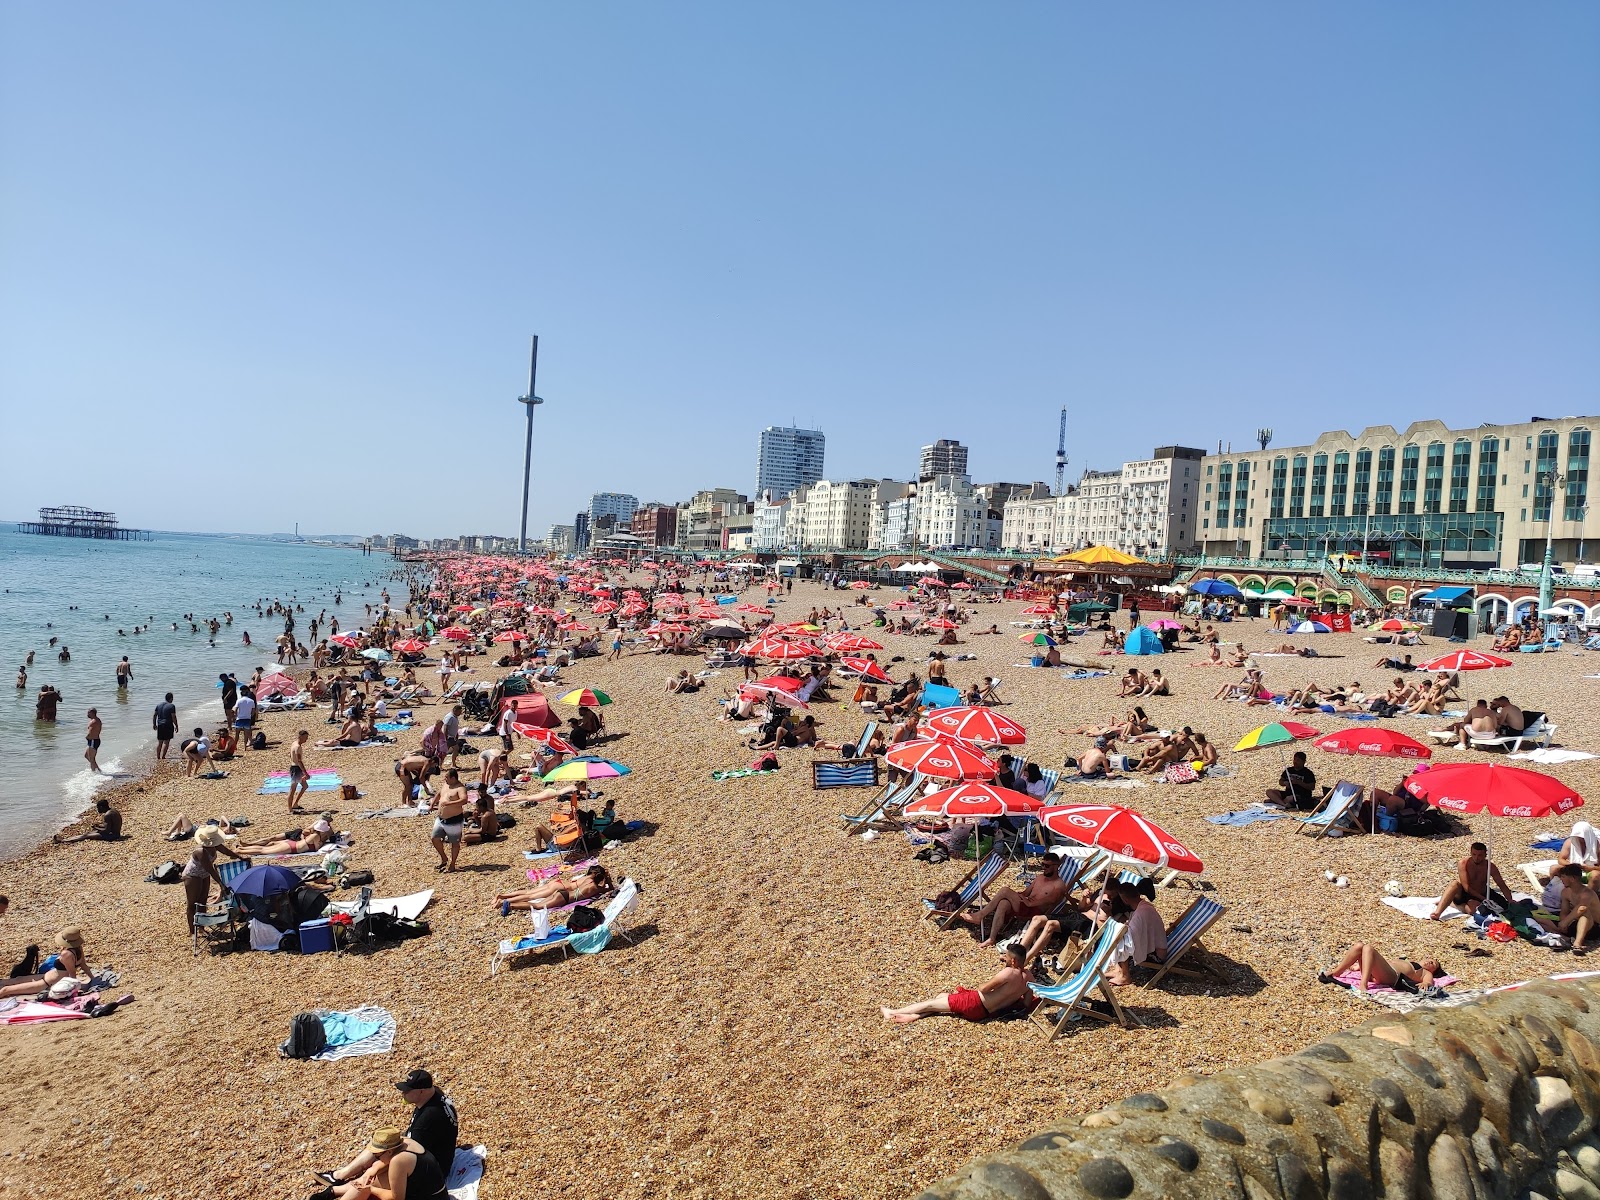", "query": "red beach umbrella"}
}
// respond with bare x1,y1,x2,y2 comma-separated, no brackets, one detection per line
1402,762,1583,819
885,737,998,781
1037,804,1204,875
256,672,299,697
838,657,893,683
441,627,473,641
849,580,875,589
1022,604,1057,615
592,600,619,615
492,630,526,643
742,637,821,660
734,604,773,615
752,675,804,692
329,632,363,648
902,783,1044,820
924,618,959,630
1419,650,1513,672
1312,728,1431,760
511,724,577,754
825,633,884,652
392,639,428,654
923,706,1028,746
